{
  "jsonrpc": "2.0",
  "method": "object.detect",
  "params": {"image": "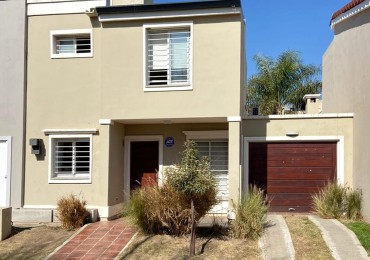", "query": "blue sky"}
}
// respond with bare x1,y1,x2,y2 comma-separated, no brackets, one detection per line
154,0,350,79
